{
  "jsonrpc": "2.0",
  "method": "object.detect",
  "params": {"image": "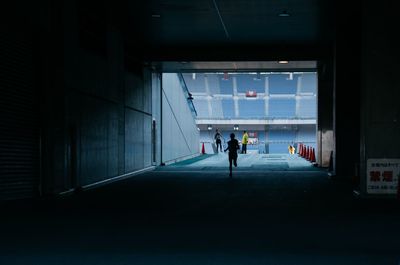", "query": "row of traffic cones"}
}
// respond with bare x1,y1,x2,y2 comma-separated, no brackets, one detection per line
297,143,316,164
